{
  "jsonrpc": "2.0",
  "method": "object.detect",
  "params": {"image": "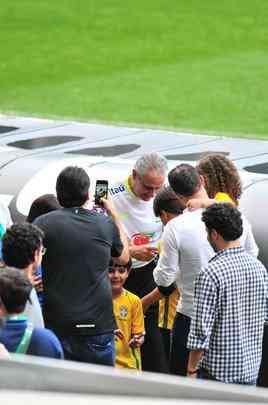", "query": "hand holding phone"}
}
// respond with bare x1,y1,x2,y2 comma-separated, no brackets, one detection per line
94,180,108,206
